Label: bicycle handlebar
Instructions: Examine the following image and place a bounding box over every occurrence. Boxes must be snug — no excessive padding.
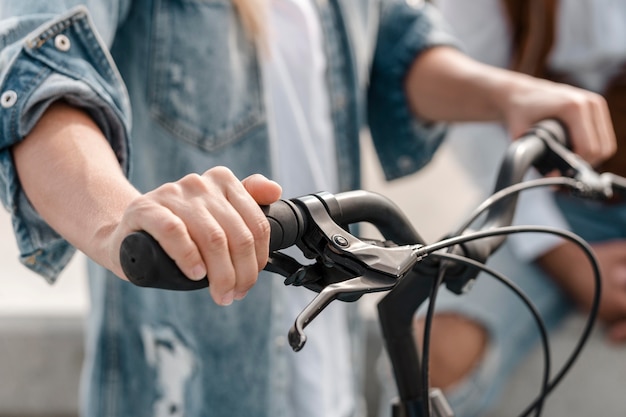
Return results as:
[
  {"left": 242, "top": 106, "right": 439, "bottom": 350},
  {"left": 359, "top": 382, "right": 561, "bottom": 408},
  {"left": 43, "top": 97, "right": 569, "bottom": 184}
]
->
[
  {"left": 118, "top": 118, "right": 622, "bottom": 416},
  {"left": 442, "top": 118, "right": 626, "bottom": 287},
  {"left": 120, "top": 190, "right": 422, "bottom": 290},
  {"left": 451, "top": 119, "right": 570, "bottom": 270},
  {"left": 120, "top": 118, "right": 622, "bottom": 293}
]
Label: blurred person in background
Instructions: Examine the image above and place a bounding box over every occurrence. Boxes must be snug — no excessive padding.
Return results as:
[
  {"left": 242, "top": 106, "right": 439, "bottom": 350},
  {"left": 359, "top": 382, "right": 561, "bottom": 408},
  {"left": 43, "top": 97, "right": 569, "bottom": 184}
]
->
[{"left": 411, "top": 0, "right": 626, "bottom": 416}]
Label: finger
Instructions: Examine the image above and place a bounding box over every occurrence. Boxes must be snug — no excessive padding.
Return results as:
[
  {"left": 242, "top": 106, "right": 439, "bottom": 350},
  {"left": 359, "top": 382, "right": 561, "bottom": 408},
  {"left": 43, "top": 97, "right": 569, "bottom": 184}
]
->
[
  {"left": 241, "top": 174, "right": 282, "bottom": 205},
  {"left": 590, "top": 94, "right": 617, "bottom": 162},
  {"left": 202, "top": 200, "right": 260, "bottom": 302},
  {"left": 202, "top": 168, "right": 269, "bottom": 300},
  {"left": 225, "top": 178, "right": 273, "bottom": 273},
  {"left": 571, "top": 92, "right": 615, "bottom": 165},
  {"left": 173, "top": 171, "right": 251, "bottom": 305},
  {"left": 564, "top": 100, "right": 599, "bottom": 163},
  {"left": 186, "top": 208, "right": 239, "bottom": 306},
  {"left": 169, "top": 193, "right": 250, "bottom": 306},
  {"left": 125, "top": 196, "right": 207, "bottom": 281}
]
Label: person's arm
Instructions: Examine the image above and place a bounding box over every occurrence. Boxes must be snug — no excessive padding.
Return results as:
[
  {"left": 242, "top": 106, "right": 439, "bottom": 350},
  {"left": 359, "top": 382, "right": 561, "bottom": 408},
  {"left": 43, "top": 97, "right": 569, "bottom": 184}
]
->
[
  {"left": 12, "top": 102, "right": 281, "bottom": 306},
  {"left": 404, "top": 46, "right": 616, "bottom": 165},
  {"left": 426, "top": 2, "right": 626, "bottom": 343}
]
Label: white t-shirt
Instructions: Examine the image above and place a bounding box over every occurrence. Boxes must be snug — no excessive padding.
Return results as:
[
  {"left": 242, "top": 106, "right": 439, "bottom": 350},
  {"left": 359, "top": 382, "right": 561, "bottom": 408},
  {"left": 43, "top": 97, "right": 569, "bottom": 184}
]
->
[{"left": 263, "top": 1, "right": 355, "bottom": 417}]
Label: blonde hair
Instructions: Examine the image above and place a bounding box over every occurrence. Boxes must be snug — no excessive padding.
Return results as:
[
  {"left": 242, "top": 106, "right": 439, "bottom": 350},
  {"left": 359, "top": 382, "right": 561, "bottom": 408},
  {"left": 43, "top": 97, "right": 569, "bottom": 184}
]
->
[{"left": 232, "top": 0, "right": 267, "bottom": 42}]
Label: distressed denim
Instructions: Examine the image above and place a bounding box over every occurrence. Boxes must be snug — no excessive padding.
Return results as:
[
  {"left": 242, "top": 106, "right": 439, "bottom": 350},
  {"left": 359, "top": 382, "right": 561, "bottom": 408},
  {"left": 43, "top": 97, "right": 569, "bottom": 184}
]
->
[
  {"left": 405, "top": 194, "right": 626, "bottom": 417},
  {"left": 0, "top": 1, "right": 457, "bottom": 416}
]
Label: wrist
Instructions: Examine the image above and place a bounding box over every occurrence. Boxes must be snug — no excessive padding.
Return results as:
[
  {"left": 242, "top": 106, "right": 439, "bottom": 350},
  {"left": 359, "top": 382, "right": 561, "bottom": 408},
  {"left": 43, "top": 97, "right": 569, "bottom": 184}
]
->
[
  {"left": 89, "top": 188, "right": 140, "bottom": 281},
  {"left": 486, "top": 70, "right": 536, "bottom": 123},
  {"left": 90, "top": 220, "right": 128, "bottom": 280}
]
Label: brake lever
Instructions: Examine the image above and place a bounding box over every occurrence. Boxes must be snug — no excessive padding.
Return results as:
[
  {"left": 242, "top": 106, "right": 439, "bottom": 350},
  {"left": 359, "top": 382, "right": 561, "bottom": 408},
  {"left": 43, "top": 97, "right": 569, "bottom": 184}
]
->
[
  {"left": 533, "top": 120, "right": 614, "bottom": 199},
  {"left": 265, "top": 251, "right": 365, "bottom": 301},
  {"left": 264, "top": 193, "right": 425, "bottom": 351},
  {"left": 288, "top": 269, "right": 399, "bottom": 351},
  {"left": 295, "top": 194, "right": 422, "bottom": 277}
]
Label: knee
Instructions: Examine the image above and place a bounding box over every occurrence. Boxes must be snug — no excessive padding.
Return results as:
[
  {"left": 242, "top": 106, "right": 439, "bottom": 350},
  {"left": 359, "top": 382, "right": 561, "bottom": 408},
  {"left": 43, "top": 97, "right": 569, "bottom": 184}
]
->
[{"left": 414, "top": 314, "right": 488, "bottom": 390}]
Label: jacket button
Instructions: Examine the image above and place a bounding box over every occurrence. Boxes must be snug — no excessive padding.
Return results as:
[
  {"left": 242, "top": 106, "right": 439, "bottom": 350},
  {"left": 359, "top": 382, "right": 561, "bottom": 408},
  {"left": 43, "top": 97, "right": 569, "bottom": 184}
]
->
[
  {"left": 1, "top": 90, "right": 17, "bottom": 108},
  {"left": 54, "top": 34, "right": 71, "bottom": 51}
]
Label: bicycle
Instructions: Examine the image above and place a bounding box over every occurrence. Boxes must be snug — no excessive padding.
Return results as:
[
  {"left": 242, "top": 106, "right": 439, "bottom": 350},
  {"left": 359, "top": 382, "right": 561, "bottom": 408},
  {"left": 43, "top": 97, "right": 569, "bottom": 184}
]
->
[{"left": 118, "top": 119, "right": 626, "bottom": 417}]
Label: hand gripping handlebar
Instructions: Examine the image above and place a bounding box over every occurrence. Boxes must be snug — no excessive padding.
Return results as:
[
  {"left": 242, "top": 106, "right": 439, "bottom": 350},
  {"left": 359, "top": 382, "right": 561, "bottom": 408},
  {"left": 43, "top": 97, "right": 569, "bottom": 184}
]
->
[
  {"left": 119, "top": 119, "right": 626, "bottom": 417},
  {"left": 119, "top": 119, "right": 623, "bottom": 351},
  {"left": 119, "top": 198, "right": 305, "bottom": 291},
  {"left": 437, "top": 119, "right": 620, "bottom": 292},
  {"left": 120, "top": 190, "right": 424, "bottom": 291},
  {"left": 119, "top": 119, "right": 576, "bottom": 292}
]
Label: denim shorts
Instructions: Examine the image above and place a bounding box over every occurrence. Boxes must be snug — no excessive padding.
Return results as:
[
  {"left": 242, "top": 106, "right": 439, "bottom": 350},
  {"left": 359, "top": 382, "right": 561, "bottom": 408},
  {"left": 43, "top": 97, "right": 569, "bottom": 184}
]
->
[{"left": 429, "top": 195, "right": 626, "bottom": 417}]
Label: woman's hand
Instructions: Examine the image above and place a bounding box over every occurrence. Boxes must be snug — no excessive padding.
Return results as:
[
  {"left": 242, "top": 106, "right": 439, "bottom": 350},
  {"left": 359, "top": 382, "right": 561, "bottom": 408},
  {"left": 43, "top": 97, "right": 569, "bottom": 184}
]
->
[
  {"left": 405, "top": 46, "right": 617, "bottom": 165},
  {"left": 494, "top": 75, "right": 616, "bottom": 166},
  {"left": 13, "top": 102, "right": 281, "bottom": 306},
  {"left": 110, "top": 169, "right": 282, "bottom": 306}
]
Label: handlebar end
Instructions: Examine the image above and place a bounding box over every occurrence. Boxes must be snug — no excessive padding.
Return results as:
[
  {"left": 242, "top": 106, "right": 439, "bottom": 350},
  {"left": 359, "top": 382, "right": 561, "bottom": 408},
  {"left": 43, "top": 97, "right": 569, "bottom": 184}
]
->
[
  {"left": 288, "top": 326, "right": 307, "bottom": 352},
  {"left": 120, "top": 231, "right": 209, "bottom": 291}
]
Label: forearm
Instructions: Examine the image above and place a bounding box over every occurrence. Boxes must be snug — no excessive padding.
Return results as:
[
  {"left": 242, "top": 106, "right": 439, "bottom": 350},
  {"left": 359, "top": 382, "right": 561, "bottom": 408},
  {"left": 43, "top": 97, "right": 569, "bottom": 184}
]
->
[
  {"left": 12, "top": 101, "right": 139, "bottom": 278},
  {"left": 11, "top": 101, "right": 283, "bottom": 304},
  {"left": 405, "top": 46, "right": 615, "bottom": 164},
  {"left": 404, "top": 46, "right": 528, "bottom": 123}
]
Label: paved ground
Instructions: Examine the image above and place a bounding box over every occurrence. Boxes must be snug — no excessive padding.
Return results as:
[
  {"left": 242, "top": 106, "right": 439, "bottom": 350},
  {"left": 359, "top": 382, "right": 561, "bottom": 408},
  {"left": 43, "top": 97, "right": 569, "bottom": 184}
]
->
[
  {"left": 0, "top": 205, "right": 87, "bottom": 417},
  {"left": 1, "top": 139, "right": 624, "bottom": 416}
]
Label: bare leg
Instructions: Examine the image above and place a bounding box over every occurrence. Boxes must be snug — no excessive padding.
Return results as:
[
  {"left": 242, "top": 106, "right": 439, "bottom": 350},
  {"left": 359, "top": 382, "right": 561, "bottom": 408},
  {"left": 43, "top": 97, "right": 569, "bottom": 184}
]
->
[{"left": 414, "top": 314, "right": 487, "bottom": 389}]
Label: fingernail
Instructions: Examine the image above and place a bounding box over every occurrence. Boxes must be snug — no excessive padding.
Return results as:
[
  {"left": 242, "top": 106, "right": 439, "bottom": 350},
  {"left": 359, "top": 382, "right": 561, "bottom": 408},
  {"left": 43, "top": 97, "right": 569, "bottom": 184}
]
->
[
  {"left": 221, "top": 290, "right": 235, "bottom": 306},
  {"left": 191, "top": 264, "right": 207, "bottom": 280},
  {"left": 234, "top": 291, "right": 248, "bottom": 301}
]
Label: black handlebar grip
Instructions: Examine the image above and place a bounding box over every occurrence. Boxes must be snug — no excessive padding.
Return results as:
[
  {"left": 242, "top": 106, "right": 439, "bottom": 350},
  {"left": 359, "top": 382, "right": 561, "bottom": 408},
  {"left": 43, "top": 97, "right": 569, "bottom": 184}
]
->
[
  {"left": 262, "top": 199, "right": 306, "bottom": 251},
  {"left": 120, "top": 230, "right": 208, "bottom": 290},
  {"left": 120, "top": 199, "right": 306, "bottom": 291}
]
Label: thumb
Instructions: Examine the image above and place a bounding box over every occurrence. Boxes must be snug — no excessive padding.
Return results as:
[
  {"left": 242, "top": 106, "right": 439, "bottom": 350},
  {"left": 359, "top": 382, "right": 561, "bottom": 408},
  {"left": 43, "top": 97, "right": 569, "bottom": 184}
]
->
[{"left": 241, "top": 174, "right": 282, "bottom": 205}]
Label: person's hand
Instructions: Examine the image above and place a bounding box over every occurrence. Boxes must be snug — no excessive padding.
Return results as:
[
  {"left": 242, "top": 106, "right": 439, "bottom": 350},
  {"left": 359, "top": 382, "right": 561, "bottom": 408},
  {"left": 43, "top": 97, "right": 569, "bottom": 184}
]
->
[
  {"left": 109, "top": 168, "right": 282, "bottom": 306},
  {"left": 404, "top": 47, "right": 616, "bottom": 166},
  {"left": 496, "top": 75, "right": 617, "bottom": 167},
  {"left": 12, "top": 102, "right": 282, "bottom": 306},
  {"left": 537, "top": 239, "right": 626, "bottom": 343}
]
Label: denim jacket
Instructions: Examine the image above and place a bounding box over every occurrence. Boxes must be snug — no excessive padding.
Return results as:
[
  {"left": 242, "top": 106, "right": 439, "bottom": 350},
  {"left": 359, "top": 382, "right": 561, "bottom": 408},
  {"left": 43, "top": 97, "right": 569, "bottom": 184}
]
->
[{"left": 0, "top": 1, "right": 456, "bottom": 416}]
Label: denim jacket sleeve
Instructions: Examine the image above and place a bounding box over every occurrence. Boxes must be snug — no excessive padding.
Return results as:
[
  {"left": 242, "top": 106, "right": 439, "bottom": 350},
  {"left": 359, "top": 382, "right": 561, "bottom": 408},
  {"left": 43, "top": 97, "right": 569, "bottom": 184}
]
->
[
  {"left": 368, "top": 0, "right": 460, "bottom": 180},
  {"left": 0, "top": 5, "right": 131, "bottom": 282}
]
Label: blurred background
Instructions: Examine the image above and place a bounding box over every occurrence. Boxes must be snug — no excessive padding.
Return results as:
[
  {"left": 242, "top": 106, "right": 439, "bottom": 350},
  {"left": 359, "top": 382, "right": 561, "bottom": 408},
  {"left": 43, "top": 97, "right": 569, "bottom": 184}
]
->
[
  {"left": 0, "top": 212, "right": 87, "bottom": 417},
  {"left": 0, "top": 138, "right": 623, "bottom": 416}
]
